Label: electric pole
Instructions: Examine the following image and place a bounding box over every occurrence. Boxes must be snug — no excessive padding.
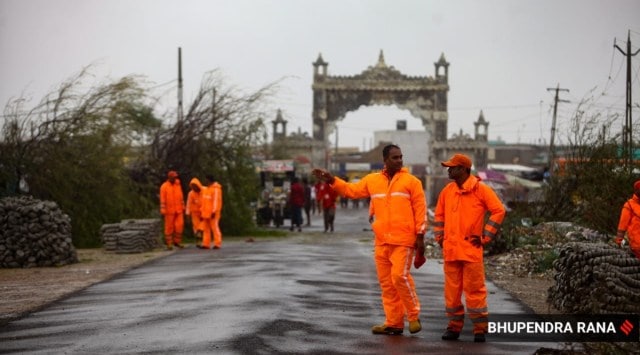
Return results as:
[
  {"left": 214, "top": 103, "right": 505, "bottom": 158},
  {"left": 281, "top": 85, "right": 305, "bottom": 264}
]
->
[
  {"left": 547, "top": 83, "right": 570, "bottom": 173},
  {"left": 614, "top": 30, "right": 640, "bottom": 166},
  {"left": 177, "top": 47, "right": 184, "bottom": 122}
]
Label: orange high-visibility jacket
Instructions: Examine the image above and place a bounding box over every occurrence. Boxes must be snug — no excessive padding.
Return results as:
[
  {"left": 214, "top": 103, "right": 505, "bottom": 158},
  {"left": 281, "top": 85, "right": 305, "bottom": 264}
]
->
[
  {"left": 186, "top": 178, "right": 203, "bottom": 216},
  {"left": 160, "top": 178, "right": 185, "bottom": 215},
  {"left": 617, "top": 195, "right": 640, "bottom": 253},
  {"left": 200, "top": 182, "right": 223, "bottom": 219},
  {"left": 332, "top": 167, "right": 426, "bottom": 247},
  {"left": 434, "top": 175, "right": 506, "bottom": 262}
]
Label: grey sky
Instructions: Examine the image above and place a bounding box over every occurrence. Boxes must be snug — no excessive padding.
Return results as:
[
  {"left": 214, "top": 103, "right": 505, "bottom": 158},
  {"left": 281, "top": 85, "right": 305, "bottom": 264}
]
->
[{"left": 1, "top": 0, "right": 638, "bottom": 150}]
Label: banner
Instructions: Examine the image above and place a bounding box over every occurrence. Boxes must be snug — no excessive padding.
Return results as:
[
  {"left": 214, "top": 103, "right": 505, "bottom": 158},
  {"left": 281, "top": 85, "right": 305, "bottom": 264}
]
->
[{"left": 487, "top": 314, "right": 639, "bottom": 342}]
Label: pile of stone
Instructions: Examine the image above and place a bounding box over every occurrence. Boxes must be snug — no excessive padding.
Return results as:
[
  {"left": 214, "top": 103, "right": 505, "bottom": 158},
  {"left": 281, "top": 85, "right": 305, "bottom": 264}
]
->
[
  {"left": 0, "top": 195, "right": 78, "bottom": 268},
  {"left": 547, "top": 242, "right": 640, "bottom": 314},
  {"left": 100, "top": 219, "right": 161, "bottom": 253}
]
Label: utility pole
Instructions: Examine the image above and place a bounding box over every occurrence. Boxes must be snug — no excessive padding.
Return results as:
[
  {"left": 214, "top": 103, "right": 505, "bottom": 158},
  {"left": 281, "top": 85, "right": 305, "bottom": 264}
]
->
[
  {"left": 177, "top": 47, "right": 184, "bottom": 122},
  {"left": 547, "top": 83, "right": 570, "bottom": 173},
  {"left": 614, "top": 30, "right": 640, "bottom": 166}
]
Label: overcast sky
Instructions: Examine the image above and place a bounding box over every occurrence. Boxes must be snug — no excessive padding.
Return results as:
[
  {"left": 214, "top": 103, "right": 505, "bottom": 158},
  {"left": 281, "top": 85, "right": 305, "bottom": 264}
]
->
[{"left": 1, "top": 0, "right": 639, "bottom": 150}]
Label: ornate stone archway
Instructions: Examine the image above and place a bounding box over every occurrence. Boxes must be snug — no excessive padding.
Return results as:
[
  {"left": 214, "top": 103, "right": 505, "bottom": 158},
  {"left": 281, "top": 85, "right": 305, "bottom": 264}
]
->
[{"left": 311, "top": 50, "right": 450, "bottom": 169}]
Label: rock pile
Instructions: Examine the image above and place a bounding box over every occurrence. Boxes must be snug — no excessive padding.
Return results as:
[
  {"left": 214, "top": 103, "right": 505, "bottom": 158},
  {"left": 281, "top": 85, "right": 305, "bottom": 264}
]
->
[
  {"left": 547, "top": 242, "right": 640, "bottom": 314},
  {"left": 100, "top": 219, "right": 162, "bottom": 253},
  {"left": 0, "top": 195, "right": 78, "bottom": 268}
]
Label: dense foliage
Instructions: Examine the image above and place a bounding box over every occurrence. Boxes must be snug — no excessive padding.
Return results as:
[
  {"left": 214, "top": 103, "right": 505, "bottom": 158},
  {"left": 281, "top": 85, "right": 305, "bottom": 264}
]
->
[{"left": 1, "top": 68, "right": 272, "bottom": 247}]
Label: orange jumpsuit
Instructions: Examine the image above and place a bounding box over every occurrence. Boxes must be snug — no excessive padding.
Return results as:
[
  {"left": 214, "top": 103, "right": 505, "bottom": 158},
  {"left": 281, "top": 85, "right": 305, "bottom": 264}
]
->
[
  {"left": 186, "top": 178, "right": 203, "bottom": 234},
  {"left": 433, "top": 175, "right": 505, "bottom": 334},
  {"left": 616, "top": 195, "right": 640, "bottom": 259},
  {"left": 160, "top": 178, "right": 185, "bottom": 247},
  {"left": 332, "top": 167, "right": 426, "bottom": 329},
  {"left": 199, "top": 181, "right": 223, "bottom": 248}
]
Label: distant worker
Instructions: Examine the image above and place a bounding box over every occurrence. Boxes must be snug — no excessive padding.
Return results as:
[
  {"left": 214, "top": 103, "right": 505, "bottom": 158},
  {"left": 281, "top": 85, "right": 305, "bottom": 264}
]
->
[
  {"left": 159, "top": 170, "right": 185, "bottom": 250},
  {"left": 186, "top": 178, "right": 203, "bottom": 238},
  {"left": 313, "top": 144, "right": 427, "bottom": 336},
  {"left": 615, "top": 180, "right": 640, "bottom": 259},
  {"left": 434, "top": 153, "right": 506, "bottom": 343},
  {"left": 198, "top": 174, "right": 223, "bottom": 249}
]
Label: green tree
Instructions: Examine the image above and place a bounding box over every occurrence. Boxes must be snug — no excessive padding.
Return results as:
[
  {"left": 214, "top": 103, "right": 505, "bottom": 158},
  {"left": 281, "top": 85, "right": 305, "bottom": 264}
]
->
[
  {"left": 1, "top": 68, "right": 160, "bottom": 247},
  {"left": 533, "top": 92, "right": 638, "bottom": 233},
  {"left": 139, "top": 71, "right": 276, "bottom": 236}
]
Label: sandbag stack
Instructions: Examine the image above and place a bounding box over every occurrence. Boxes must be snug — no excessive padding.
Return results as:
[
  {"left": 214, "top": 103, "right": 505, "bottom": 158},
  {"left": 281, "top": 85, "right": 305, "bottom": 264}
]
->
[
  {"left": 100, "top": 219, "right": 161, "bottom": 253},
  {"left": 548, "top": 242, "right": 640, "bottom": 314},
  {"left": 0, "top": 196, "right": 78, "bottom": 268}
]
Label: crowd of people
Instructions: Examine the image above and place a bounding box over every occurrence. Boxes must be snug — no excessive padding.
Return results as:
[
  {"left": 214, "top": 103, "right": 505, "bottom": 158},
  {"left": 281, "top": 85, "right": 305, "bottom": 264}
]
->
[
  {"left": 159, "top": 144, "right": 639, "bottom": 344},
  {"left": 159, "top": 171, "right": 223, "bottom": 250}
]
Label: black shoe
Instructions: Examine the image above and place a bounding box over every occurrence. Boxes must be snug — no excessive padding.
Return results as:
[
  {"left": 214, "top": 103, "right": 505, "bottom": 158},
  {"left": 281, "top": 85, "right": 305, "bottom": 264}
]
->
[
  {"left": 371, "top": 324, "right": 403, "bottom": 335},
  {"left": 474, "top": 333, "right": 486, "bottom": 343},
  {"left": 441, "top": 329, "right": 460, "bottom": 340},
  {"left": 196, "top": 244, "right": 209, "bottom": 249}
]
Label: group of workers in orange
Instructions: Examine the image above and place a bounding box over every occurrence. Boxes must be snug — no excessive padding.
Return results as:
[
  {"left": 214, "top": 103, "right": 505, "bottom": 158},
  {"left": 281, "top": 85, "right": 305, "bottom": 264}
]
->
[
  {"left": 313, "top": 146, "right": 506, "bottom": 343},
  {"left": 159, "top": 171, "right": 223, "bottom": 250}
]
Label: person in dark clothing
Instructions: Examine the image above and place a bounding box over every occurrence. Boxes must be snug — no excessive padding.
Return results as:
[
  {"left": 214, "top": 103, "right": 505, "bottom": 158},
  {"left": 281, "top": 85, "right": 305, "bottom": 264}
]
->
[{"left": 289, "top": 177, "right": 305, "bottom": 232}]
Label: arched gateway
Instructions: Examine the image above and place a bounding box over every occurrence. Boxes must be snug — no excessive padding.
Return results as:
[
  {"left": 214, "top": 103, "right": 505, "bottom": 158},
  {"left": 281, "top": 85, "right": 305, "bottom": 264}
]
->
[{"left": 311, "top": 50, "right": 451, "bottom": 171}]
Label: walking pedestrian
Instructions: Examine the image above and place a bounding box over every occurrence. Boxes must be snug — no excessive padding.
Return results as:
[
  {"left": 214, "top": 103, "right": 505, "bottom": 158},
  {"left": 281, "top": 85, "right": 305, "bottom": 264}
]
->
[
  {"left": 312, "top": 144, "right": 427, "bottom": 335},
  {"left": 434, "top": 153, "right": 506, "bottom": 343},
  {"left": 289, "top": 177, "right": 304, "bottom": 232},
  {"left": 318, "top": 180, "right": 338, "bottom": 232},
  {"left": 159, "top": 170, "right": 185, "bottom": 250},
  {"left": 615, "top": 180, "right": 640, "bottom": 259},
  {"left": 303, "top": 177, "right": 312, "bottom": 226}
]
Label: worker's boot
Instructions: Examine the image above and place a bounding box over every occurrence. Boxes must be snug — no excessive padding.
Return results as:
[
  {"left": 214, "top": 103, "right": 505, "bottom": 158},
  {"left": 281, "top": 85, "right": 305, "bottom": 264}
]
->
[{"left": 371, "top": 324, "right": 403, "bottom": 335}]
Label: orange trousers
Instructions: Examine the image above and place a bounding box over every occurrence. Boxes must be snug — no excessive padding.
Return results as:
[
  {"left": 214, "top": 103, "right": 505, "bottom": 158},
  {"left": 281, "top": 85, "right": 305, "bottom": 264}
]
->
[
  {"left": 189, "top": 213, "right": 201, "bottom": 234},
  {"left": 443, "top": 260, "right": 489, "bottom": 333},
  {"left": 374, "top": 245, "right": 420, "bottom": 328},
  {"left": 163, "top": 212, "right": 184, "bottom": 246},
  {"left": 199, "top": 214, "right": 222, "bottom": 248}
]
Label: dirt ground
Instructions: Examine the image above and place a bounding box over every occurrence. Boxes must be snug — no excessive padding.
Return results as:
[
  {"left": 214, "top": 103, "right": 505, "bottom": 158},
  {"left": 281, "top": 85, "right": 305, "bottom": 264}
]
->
[
  {"left": 0, "top": 247, "right": 557, "bottom": 326},
  {"left": 0, "top": 248, "right": 172, "bottom": 325}
]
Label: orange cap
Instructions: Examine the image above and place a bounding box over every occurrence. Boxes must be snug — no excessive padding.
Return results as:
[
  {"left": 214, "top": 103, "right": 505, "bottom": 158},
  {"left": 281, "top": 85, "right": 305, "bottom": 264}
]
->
[
  {"left": 168, "top": 170, "right": 178, "bottom": 178},
  {"left": 441, "top": 154, "right": 472, "bottom": 169}
]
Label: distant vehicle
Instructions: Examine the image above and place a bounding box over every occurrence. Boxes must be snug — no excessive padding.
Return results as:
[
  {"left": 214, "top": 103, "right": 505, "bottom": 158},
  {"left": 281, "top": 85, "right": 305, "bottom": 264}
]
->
[{"left": 255, "top": 160, "right": 295, "bottom": 227}]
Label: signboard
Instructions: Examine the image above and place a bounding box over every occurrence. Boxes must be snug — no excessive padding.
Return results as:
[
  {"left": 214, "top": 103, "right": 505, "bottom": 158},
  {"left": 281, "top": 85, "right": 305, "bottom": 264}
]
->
[{"left": 261, "top": 160, "right": 294, "bottom": 173}]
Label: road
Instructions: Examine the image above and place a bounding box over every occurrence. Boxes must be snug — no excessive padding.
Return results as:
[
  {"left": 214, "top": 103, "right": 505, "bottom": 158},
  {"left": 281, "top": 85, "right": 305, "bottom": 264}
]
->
[{"left": 0, "top": 207, "right": 564, "bottom": 354}]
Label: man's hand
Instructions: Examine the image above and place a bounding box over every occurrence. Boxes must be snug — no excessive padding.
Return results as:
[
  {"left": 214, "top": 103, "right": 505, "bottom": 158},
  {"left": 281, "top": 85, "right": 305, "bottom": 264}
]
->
[
  {"left": 311, "top": 168, "right": 334, "bottom": 184},
  {"left": 615, "top": 236, "right": 624, "bottom": 246},
  {"left": 470, "top": 235, "right": 482, "bottom": 248}
]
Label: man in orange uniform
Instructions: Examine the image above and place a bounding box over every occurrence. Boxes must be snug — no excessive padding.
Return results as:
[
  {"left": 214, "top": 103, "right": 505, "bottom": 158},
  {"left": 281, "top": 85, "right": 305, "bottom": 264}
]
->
[
  {"left": 434, "top": 154, "right": 506, "bottom": 343},
  {"left": 615, "top": 180, "right": 640, "bottom": 259},
  {"left": 159, "top": 170, "right": 185, "bottom": 250},
  {"left": 186, "top": 178, "right": 203, "bottom": 237},
  {"left": 312, "top": 144, "right": 426, "bottom": 335},
  {"left": 198, "top": 174, "right": 223, "bottom": 249}
]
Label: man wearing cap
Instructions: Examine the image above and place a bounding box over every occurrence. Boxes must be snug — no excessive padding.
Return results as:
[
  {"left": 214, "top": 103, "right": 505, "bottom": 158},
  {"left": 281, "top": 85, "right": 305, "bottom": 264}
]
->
[
  {"left": 434, "top": 153, "right": 506, "bottom": 343},
  {"left": 160, "top": 170, "right": 185, "bottom": 250},
  {"left": 312, "top": 144, "right": 427, "bottom": 336},
  {"left": 615, "top": 180, "right": 640, "bottom": 259}
]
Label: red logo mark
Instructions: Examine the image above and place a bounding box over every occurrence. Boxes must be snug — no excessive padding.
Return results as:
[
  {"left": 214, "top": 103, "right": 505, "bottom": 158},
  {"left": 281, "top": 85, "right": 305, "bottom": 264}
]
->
[{"left": 620, "top": 320, "right": 634, "bottom": 336}]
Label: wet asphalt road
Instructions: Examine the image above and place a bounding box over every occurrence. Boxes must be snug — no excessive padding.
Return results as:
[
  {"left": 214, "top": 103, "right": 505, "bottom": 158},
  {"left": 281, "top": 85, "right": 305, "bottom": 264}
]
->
[{"left": 0, "top": 208, "right": 564, "bottom": 354}]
